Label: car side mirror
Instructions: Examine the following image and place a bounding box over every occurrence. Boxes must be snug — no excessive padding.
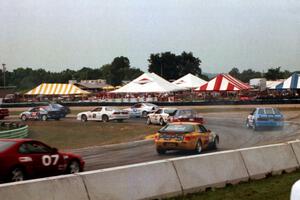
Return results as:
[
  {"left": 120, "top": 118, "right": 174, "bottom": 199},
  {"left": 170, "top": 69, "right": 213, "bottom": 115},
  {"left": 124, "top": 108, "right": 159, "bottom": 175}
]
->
[{"left": 52, "top": 147, "right": 58, "bottom": 153}]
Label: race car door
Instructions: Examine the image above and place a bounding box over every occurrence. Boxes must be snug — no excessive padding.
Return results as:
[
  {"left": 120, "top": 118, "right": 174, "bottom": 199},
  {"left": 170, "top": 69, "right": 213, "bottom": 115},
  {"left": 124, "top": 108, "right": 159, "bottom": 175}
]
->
[
  {"left": 198, "top": 125, "right": 210, "bottom": 149},
  {"left": 29, "top": 107, "right": 40, "bottom": 119},
  {"left": 20, "top": 141, "right": 62, "bottom": 177},
  {"left": 153, "top": 109, "right": 162, "bottom": 123},
  {"left": 91, "top": 107, "right": 102, "bottom": 121}
]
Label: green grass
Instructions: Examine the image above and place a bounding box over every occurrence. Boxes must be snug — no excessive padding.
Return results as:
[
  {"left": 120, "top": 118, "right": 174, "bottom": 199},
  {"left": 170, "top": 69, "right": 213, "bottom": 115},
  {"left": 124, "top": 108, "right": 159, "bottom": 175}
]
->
[
  {"left": 26, "top": 120, "right": 159, "bottom": 149},
  {"left": 169, "top": 171, "right": 300, "bottom": 200}
]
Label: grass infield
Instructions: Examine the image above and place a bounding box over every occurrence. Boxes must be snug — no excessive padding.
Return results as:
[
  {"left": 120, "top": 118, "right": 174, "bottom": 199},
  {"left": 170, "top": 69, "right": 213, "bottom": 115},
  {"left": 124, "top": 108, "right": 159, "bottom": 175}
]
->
[{"left": 168, "top": 171, "right": 300, "bottom": 200}]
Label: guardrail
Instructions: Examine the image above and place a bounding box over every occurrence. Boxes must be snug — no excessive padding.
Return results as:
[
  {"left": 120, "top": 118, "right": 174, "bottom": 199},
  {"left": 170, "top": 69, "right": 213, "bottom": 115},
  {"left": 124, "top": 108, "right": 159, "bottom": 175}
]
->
[
  {"left": 1, "top": 140, "right": 300, "bottom": 200},
  {"left": 0, "top": 98, "right": 300, "bottom": 108},
  {"left": 0, "top": 122, "right": 29, "bottom": 139}
]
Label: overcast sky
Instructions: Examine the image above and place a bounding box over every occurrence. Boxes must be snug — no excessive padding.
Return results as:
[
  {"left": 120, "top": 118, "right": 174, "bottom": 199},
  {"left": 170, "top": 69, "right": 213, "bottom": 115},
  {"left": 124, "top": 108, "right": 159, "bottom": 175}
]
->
[{"left": 0, "top": 0, "right": 299, "bottom": 73}]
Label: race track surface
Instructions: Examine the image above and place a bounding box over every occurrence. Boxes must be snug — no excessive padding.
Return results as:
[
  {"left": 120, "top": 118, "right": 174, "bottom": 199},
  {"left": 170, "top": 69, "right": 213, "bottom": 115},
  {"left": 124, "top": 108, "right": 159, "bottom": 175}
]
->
[{"left": 71, "top": 111, "right": 300, "bottom": 171}]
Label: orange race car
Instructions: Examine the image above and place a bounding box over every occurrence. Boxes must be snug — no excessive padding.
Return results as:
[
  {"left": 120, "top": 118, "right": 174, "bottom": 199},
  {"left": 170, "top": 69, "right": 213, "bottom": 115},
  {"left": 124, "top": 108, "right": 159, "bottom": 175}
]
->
[{"left": 154, "top": 122, "right": 219, "bottom": 155}]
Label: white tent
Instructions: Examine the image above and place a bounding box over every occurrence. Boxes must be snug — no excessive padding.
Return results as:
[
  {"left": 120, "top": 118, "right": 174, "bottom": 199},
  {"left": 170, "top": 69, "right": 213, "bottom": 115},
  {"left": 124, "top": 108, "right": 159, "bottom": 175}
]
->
[
  {"left": 172, "top": 73, "right": 207, "bottom": 89},
  {"left": 267, "top": 80, "right": 284, "bottom": 89},
  {"left": 111, "top": 73, "right": 185, "bottom": 93}
]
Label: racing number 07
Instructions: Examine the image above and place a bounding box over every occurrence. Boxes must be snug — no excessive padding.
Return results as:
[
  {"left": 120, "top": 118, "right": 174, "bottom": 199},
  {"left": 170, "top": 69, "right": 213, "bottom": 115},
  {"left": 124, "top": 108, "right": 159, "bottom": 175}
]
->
[{"left": 42, "top": 155, "right": 59, "bottom": 166}]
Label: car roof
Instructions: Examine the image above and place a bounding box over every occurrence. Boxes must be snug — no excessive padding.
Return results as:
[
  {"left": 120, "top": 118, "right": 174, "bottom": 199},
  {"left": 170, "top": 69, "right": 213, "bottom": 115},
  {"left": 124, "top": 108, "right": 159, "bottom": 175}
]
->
[
  {"left": 0, "top": 138, "right": 33, "bottom": 143},
  {"left": 168, "top": 122, "right": 202, "bottom": 125}
]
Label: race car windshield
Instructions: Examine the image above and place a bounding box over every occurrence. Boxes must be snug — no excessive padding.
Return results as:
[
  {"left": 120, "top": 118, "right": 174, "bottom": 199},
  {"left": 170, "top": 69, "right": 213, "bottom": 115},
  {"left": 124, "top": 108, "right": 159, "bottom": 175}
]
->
[
  {"left": 160, "top": 124, "right": 195, "bottom": 133},
  {"left": 0, "top": 141, "right": 16, "bottom": 152}
]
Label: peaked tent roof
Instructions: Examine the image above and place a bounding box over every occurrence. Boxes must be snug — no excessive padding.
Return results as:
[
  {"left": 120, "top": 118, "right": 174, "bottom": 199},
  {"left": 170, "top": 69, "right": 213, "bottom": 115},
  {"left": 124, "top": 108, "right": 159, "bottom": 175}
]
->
[
  {"left": 111, "top": 73, "right": 185, "bottom": 93},
  {"left": 25, "top": 83, "right": 90, "bottom": 95},
  {"left": 275, "top": 73, "right": 300, "bottom": 90},
  {"left": 195, "top": 74, "right": 251, "bottom": 91},
  {"left": 172, "top": 73, "right": 207, "bottom": 89}
]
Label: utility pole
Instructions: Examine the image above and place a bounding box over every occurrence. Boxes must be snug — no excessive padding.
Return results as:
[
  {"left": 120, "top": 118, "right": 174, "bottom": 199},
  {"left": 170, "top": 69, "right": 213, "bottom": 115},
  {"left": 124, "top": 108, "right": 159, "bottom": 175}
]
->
[{"left": 2, "top": 63, "right": 6, "bottom": 88}]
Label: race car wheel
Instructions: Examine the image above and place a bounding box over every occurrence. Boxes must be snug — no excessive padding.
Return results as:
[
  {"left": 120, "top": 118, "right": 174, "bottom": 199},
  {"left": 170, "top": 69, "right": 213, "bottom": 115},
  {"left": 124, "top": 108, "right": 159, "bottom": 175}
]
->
[
  {"left": 67, "top": 160, "right": 80, "bottom": 174},
  {"left": 142, "top": 111, "right": 147, "bottom": 118},
  {"left": 10, "top": 167, "right": 25, "bottom": 182},
  {"left": 159, "top": 118, "right": 165, "bottom": 126},
  {"left": 252, "top": 120, "right": 258, "bottom": 131},
  {"left": 212, "top": 136, "right": 219, "bottom": 150},
  {"left": 41, "top": 115, "right": 48, "bottom": 121},
  {"left": 81, "top": 115, "right": 87, "bottom": 122},
  {"left": 21, "top": 115, "right": 27, "bottom": 121},
  {"left": 195, "top": 140, "right": 202, "bottom": 154},
  {"left": 156, "top": 148, "right": 166, "bottom": 155},
  {"left": 246, "top": 119, "right": 251, "bottom": 129},
  {"left": 146, "top": 117, "right": 151, "bottom": 125},
  {"left": 102, "top": 115, "right": 109, "bottom": 122}
]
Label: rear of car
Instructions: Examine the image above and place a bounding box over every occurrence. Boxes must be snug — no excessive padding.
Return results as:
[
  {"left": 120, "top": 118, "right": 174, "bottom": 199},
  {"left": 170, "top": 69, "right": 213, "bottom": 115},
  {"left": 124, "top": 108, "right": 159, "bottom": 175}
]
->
[
  {"left": 107, "top": 107, "right": 129, "bottom": 121},
  {"left": 247, "top": 108, "right": 284, "bottom": 130},
  {"left": 154, "top": 123, "right": 218, "bottom": 154},
  {"left": 0, "top": 108, "right": 9, "bottom": 119},
  {"left": 169, "top": 109, "right": 204, "bottom": 124}
]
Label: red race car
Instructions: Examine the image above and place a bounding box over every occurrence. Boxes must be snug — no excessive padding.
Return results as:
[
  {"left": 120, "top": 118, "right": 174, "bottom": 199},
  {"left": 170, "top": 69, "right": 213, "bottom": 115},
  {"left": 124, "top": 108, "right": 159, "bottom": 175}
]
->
[
  {"left": 0, "top": 108, "right": 9, "bottom": 120},
  {"left": 0, "top": 139, "right": 84, "bottom": 182},
  {"left": 169, "top": 109, "right": 204, "bottom": 124}
]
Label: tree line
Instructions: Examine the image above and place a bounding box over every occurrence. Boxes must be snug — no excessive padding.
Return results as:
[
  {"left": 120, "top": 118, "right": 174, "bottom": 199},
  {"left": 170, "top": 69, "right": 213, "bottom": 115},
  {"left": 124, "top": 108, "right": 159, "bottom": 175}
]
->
[{"left": 0, "top": 51, "right": 298, "bottom": 91}]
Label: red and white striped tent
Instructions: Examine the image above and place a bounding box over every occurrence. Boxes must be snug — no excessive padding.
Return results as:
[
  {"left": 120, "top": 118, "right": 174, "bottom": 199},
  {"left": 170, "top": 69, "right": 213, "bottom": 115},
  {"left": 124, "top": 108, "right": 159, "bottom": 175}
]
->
[{"left": 195, "top": 74, "right": 251, "bottom": 91}]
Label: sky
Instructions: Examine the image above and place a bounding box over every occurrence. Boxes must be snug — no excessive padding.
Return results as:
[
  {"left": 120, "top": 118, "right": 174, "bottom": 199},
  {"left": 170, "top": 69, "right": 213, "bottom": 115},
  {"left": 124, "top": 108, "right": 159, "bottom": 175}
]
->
[{"left": 0, "top": 0, "right": 300, "bottom": 73}]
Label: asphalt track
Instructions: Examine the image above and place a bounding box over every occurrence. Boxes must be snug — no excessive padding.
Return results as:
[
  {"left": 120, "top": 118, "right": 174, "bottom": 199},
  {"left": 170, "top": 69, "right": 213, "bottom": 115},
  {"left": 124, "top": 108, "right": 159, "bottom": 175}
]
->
[{"left": 71, "top": 111, "right": 300, "bottom": 171}]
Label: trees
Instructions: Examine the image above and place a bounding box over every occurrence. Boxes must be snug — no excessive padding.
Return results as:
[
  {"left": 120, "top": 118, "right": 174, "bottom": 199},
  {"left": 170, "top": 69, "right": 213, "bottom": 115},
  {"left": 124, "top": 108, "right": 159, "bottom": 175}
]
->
[
  {"left": 264, "top": 67, "right": 291, "bottom": 80},
  {"left": 147, "top": 51, "right": 202, "bottom": 80},
  {"left": 100, "top": 56, "right": 143, "bottom": 86}
]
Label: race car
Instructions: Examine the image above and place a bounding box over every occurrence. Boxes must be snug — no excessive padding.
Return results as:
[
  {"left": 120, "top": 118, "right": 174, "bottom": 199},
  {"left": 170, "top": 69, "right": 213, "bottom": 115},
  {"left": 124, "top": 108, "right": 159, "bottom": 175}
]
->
[
  {"left": 246, "top": 107, "right": 284, "bottom": 130},
  {"left": 154, "top": 122, "right": 219, "bottom": 155},
  {"left": 168, "top": 109, "right": 204, "bottom": 124},
  {"left": 0, "top": 139, "right": 84, "bottom": 182},
  {"left": 123, "top": 103, "right": 158, "bottom": 118},
  {"left": 0, "top": 108, "right": 9, "bottom": 120},
  {"left": 48, "top": 103, "right": 71, "bottom": 118},
  {"left": 77, "top": 106, "right": 129, "bottom": 122},
  {"left": 147, "top": 107, "right": 177, "bottom": 126},
  {"left": 20, "top": 106, "right": 62, "bottom": 121}
]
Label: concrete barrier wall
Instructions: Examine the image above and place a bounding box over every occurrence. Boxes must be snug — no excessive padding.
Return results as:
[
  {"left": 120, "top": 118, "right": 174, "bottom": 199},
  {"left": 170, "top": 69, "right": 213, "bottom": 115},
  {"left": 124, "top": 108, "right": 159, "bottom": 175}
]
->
[
  {"left": 81, "top": 160, "right": 182, "bottom": 200},
  {"left": 0, "top": 175, "right": 89, "bottom": 200},
  {"left": 240, "top": 143, "right": 299, "bottom": 179},
  {"left": 1, "top": 141, "right": 300, "bottom": 200},
  {"left": 170, "top": 150, "right": 249, "bottom": 194}
]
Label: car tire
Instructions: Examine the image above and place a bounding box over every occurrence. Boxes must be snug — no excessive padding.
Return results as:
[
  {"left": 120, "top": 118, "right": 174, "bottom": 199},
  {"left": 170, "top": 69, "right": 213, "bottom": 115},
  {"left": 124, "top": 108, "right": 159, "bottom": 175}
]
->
[
  {"left": 195, "top": 140, "right": 202, "bottom": 154},
  {"left": 41, "top": 115, "right": 48, "bottom": 121},
  {"left": 212, "top": 136, "right": 219, "bottom": 150},
  {"left": 9, "top": 167, "right": 25, "bottom": 182},
  {"left": 141, "top": 111, "right": 147, "bottom": 118},
  {"left": 159, "top": 118, "right": 165, "bottom": 126},
  {"left": 146, "top": 117, "right": 151, "bottom": 125},
  {"left": 102, "top": 115, "right": 109, "bottom": 122},
  {"left": 66, "top": 160, "right": 80, "bottom": 174},
  {"left": 156, "top": 148, "right": 166, "bottom": 155},
  {"left": 253, "top": 120, "right": 258, "bottom": 131},
  {"left": 246, "top": 119, "right": 251, "bottom": 129},
  {"left": 21, "top": 115, "right": 27, "bottom": 121},
  {"left": 81, "top": 115, "right": 87, "bottom": 122}
]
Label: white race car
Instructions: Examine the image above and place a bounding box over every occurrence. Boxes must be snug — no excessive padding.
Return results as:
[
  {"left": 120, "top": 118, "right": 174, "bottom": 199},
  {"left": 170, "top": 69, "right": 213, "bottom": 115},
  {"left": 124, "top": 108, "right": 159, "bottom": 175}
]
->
[
  {"left": 123, "top": 103, "right": 158, "bottom": 118},
  {"left": 77, "top": 107, "right": 129, "bottom": 122},
  {"left": 147, "top": 107, "right": 177, "bottom": 125}
]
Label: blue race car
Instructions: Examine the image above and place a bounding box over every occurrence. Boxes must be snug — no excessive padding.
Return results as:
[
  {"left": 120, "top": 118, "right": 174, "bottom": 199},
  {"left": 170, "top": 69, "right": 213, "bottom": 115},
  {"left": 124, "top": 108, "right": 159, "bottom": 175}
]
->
[{"left": 246, "top": 107, "right": 284, "bottom": 130}]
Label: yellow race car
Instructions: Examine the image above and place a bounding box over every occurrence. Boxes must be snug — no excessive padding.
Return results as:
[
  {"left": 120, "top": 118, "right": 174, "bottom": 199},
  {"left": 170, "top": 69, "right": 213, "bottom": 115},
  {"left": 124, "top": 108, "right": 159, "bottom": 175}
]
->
[{"left": 154, "top": 122, "right": 219, "bottom": 155}]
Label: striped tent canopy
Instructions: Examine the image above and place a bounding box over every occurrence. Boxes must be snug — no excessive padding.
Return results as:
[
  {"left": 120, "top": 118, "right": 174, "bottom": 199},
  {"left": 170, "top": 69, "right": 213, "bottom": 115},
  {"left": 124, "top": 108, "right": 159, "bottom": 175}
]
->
[
  {"left": 275, "top": 73, "right": 300, "bottom": 90},
  {"left": 195, "top": 74, "right": 251, "bottom": 91},
  {"left": 25, "top": 83, "right": 90, "bottom": 95}
]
